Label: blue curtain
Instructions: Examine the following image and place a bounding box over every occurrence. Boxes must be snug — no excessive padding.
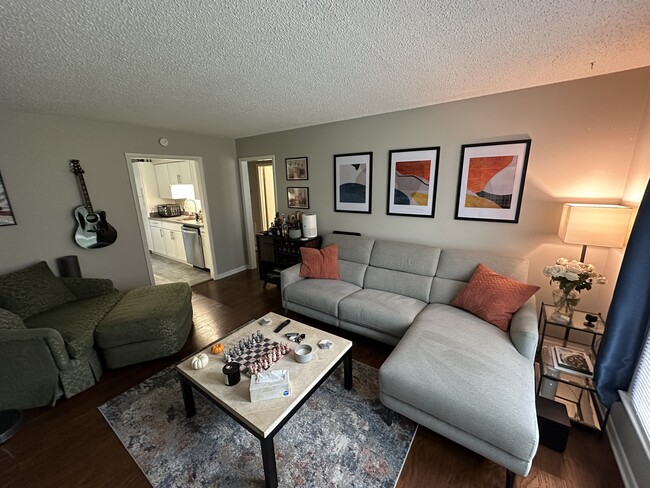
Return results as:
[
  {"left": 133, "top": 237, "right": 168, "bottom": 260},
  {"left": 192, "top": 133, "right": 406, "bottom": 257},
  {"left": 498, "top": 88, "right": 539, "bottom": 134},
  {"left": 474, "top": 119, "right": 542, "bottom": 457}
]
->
[{"left": 595, "top": 179, "right": 650, "bottom": 409}]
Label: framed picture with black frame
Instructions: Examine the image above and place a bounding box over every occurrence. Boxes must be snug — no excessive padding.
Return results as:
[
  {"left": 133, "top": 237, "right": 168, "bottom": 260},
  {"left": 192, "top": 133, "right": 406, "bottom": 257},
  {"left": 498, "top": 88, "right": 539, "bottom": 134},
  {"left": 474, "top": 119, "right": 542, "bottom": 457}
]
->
[
  {"left": 287, "top": 187, "right": 309, "bottom": 209},
  {"left": 387, "top": 146, "right": 440, "bottom": 217},
  {"left": 334, "top": 152, "right": 372, "bottom": 213},
  {"left": 0, "top": 171, "right": 17, "bottom": 226},
  {"left": 454, "top": 139, "right": 532, "bottom": 223},
  {"left": 286, "top": 157, "right": 308, "bottom": 180}
]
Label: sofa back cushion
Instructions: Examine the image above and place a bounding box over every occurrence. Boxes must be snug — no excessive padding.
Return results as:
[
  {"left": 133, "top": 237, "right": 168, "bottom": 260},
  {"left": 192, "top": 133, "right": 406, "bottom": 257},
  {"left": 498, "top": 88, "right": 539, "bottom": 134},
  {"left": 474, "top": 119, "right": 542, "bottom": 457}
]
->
[
  {"left": 322, "top": 234, "right": 375, "bottom": 287},
  {"left": 365, "top": 241, "right": 441, "bottom": 302},
  {"left": 0, "top": 261, "right": 76, "bottom": 319},
  {"left": 430, "top": 249, "right": 529, "bottom": 304}
]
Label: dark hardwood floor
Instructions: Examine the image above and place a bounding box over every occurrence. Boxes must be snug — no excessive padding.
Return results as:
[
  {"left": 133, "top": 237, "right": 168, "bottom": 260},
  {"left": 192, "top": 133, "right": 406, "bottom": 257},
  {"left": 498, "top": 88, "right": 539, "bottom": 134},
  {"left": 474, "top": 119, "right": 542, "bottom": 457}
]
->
[{"left": 0, "top": 270, "right": 623, "bottom": 488}]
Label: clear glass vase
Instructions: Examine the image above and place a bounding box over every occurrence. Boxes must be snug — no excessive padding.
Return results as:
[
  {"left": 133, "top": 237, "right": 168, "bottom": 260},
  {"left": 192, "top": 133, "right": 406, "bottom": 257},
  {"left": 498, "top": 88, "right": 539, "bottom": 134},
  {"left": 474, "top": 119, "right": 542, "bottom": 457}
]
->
[{"left": 552, "top": 288, "right": 580, "bottom": 317}]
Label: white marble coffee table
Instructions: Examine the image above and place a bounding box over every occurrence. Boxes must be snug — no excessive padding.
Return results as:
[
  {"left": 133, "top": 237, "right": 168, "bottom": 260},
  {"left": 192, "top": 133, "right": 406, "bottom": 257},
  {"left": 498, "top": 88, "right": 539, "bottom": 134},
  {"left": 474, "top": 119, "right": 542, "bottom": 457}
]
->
[{"left": 176, "top": 312, "right": 353, "bottom": 488}]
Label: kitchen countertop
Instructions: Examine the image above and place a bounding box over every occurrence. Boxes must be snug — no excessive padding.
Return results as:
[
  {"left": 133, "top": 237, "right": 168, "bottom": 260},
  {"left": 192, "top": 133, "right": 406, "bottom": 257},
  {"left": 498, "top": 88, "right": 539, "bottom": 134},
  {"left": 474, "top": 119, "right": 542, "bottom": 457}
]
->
[{"left": 148, "top": 215, "right": 204, "bottom": 228}]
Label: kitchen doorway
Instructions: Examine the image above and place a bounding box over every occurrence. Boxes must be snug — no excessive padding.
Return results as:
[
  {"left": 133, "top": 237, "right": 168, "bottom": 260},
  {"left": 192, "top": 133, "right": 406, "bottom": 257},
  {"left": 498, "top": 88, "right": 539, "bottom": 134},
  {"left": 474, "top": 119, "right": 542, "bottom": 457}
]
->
[
  {"left": 239, "top": 156, "right": 277, "bottom": 268},
  {"left": 125, "top": 153, "right": 216, "bottom": 286}
]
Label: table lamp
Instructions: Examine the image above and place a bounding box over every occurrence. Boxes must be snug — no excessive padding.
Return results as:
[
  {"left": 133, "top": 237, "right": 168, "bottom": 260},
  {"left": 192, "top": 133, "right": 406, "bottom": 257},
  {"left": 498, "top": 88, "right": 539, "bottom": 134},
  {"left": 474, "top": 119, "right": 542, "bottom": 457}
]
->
[{"left": 557, "top": 203, "right": 633, "bottom": 262}]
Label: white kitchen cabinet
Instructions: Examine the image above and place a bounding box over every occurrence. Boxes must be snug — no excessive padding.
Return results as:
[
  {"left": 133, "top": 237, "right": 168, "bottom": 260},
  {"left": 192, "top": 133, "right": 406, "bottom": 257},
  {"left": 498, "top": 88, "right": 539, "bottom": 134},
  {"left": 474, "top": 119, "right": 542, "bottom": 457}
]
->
[
  {"left": 149, "top": 221, "right": 166, "bottom": 254},
  {"left": 166, "top": 161, "right": 192, "bottom": 185},
  {"left": 162, "top": 221, "right": 186, "bottom": 261},
  {"left": 154, "top": 164, "right": 172, "bottom": 199},
  {"left": 154, "top": 161, "right": 193, "bottom": 198}
]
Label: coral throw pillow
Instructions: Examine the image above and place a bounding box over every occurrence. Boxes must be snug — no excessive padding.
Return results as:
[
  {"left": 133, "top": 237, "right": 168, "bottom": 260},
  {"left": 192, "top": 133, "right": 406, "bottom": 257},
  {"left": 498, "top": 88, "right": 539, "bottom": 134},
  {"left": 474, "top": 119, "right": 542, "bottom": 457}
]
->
[
  {"left": 299, "top": 244, "right": 340, "bottom": 280},
  {"left": 451, "top": 263, "right": 540, "bottom": 331}
]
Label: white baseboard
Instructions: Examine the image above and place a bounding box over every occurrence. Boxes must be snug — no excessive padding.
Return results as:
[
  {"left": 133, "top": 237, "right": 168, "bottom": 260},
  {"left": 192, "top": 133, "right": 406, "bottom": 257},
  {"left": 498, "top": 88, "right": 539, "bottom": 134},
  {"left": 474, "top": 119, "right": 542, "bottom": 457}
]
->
[
  {"left": 608, "top": 413, "right": 638, "bottom": 488},
  {"left": 216, "top": 265, "right": 248, "bottom": 280}
]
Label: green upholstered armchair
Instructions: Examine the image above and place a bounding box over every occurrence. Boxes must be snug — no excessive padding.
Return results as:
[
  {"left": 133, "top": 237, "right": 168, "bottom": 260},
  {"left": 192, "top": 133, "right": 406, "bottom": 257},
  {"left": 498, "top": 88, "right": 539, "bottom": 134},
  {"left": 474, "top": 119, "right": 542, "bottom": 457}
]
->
[{"left": 0, "top": 262, "right": 122, "bottom": 410}]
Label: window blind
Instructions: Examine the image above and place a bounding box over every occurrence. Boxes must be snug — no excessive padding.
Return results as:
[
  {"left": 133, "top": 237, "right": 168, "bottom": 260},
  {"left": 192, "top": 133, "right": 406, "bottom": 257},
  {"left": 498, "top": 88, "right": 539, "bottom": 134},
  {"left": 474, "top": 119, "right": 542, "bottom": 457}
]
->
[{"left": 629, "top": 329, "right": 650, "bottom": 441}]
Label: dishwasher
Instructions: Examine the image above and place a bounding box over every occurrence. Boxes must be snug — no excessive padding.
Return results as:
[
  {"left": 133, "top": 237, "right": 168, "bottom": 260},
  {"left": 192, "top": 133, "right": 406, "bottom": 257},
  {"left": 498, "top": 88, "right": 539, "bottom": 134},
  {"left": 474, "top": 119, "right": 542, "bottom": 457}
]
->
[{"left": 181, "top": 225, "right": 206, "bottom": 269}]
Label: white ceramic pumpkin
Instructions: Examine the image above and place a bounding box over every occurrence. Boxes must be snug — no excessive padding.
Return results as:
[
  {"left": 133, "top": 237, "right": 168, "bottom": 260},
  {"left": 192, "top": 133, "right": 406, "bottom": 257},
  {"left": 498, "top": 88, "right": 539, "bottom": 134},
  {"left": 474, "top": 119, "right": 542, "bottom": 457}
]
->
[{"left": 191, "top": 353, "right": 209, "bottom": 370}]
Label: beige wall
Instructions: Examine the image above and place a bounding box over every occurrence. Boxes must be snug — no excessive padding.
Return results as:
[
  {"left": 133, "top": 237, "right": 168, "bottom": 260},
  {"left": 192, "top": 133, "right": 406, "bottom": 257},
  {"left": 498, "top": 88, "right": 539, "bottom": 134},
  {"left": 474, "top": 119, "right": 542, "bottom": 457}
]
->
[
  {"left": 236, "top": 67, "right": 650, "bottom": 312},
  {"left": 0, "top": 111, "right": 246, "bottom": 289}
]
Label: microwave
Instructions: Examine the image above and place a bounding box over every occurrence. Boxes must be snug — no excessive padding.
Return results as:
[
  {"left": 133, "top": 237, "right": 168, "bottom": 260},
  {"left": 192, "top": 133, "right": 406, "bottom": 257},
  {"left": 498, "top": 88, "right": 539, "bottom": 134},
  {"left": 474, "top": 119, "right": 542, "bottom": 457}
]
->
[{"left": 157, "top": 204, "right": 182, "bottom": 217}]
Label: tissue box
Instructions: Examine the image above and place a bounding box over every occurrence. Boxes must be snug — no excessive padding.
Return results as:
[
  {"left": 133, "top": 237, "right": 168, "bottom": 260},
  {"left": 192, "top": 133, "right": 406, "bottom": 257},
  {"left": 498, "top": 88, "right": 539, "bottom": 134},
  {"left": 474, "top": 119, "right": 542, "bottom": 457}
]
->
[{"left": 249, "top": 370, "right": 291, "bottom": 402}]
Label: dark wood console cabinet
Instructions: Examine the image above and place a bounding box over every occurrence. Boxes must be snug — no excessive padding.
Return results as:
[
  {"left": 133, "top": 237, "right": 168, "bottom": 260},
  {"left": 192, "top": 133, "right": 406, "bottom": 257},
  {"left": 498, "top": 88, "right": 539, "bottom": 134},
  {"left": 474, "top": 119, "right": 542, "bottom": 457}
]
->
[{"left": 256, "top": 234, "right": 322, "bottom": 286}]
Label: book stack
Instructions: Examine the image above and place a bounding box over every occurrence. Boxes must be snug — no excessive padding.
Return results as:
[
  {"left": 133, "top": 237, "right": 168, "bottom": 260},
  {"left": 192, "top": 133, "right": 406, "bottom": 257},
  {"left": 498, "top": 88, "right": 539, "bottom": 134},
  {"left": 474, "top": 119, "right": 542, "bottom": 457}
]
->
[{"left": 552, "top": 346, "right": 594, "bottom": 377}]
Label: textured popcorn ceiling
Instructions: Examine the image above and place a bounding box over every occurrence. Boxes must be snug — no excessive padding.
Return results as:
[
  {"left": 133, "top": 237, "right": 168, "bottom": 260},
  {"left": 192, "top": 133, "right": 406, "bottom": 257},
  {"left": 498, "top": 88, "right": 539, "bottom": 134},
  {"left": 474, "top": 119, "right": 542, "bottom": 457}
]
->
[{"left": 0, "top": 1, "right": 649, "bottom": 138}]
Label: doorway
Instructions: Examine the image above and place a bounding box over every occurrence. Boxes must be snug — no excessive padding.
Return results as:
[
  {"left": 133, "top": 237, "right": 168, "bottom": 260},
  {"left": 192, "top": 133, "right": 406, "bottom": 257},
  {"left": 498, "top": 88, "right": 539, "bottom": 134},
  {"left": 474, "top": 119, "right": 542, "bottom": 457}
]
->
[
  {"left": 239, "top": 156, "right": 277, "bottom": 268},
  {"left": 125, "top": 153, "right": 217, "bottom": 286}
]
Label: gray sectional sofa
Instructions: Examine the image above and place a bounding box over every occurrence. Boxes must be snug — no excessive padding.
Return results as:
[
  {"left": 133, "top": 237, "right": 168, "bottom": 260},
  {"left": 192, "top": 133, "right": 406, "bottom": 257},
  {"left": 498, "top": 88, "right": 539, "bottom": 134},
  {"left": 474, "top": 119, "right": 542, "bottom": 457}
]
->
[{"left": 281, "top": 233, "right": 539, "bottom": 481}]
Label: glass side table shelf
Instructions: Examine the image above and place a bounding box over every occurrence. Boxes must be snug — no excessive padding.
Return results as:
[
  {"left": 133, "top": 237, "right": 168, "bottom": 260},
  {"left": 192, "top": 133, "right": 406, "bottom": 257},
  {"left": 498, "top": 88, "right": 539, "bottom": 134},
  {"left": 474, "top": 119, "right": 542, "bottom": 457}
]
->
[{"left": 536, "top": 303, "right": 608, "bottom": 430}]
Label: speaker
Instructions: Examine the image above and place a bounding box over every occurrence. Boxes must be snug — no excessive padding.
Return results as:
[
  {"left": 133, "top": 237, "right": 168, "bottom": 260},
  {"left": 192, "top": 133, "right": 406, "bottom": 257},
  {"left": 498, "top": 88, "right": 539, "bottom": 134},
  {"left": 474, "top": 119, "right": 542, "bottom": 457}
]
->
[
  {"left": 56, "top": 255, "right": 82, "bottom": 278},
  {"left": 302, "top": 214, "right": 317, "bottom": 238}
]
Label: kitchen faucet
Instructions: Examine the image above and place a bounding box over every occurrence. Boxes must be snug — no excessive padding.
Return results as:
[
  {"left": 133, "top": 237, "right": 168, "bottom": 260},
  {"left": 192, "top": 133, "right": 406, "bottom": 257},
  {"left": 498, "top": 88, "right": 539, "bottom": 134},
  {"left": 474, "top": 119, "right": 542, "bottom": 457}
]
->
[{"left": 184, "top": 199, "right": 199, "bottom": 220}]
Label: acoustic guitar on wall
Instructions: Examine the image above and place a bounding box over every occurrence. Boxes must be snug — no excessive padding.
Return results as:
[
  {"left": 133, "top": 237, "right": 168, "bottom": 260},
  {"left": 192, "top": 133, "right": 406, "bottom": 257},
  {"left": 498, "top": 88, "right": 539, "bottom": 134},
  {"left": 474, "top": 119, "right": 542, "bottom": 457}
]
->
[{"left": 69, "top": 159, "right": 117, "bottom": 249}]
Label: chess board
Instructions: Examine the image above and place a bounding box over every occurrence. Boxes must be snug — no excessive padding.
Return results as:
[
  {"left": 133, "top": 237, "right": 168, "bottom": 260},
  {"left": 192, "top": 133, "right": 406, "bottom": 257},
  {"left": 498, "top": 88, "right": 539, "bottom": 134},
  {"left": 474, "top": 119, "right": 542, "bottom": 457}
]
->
[{"left": 230, "top": 337, "right": 289, "bottom": 375}]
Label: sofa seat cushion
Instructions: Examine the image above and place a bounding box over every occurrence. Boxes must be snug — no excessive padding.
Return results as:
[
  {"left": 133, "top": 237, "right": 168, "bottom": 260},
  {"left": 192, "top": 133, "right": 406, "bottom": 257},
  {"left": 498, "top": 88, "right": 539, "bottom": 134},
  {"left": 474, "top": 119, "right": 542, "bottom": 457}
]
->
[
  {"left": 24, "top": 290, "right": 123, "bottom": 359},
  {"left": 283, "top": 279, "right": 360, "bottom": 317},
  {"left": 339, "top": 289, "right": 427, "bottom": 339},
  {"left": 379, "top": 303, "right": 538, "bottom": 462}
]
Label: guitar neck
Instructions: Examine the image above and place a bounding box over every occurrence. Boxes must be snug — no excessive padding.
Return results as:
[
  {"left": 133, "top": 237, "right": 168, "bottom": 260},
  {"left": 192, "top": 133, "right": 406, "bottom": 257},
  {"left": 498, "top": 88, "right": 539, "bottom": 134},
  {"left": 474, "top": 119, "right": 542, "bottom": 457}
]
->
[{"left": 75, "top": 174, "right": 95, "bottom": 214}]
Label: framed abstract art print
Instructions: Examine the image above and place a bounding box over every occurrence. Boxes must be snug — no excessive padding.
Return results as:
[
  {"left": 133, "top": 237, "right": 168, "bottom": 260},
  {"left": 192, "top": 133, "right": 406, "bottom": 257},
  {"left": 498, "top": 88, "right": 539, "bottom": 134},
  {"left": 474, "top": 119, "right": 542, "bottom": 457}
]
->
[
  {"left": 334, "top": 152, "right": 372, "bottom": 213},
  {"left": 387, "top": 147, "right": 440, "bottom": 217},
  {"left": 454, "top": 139, "right": 532, "bottom": 223}
]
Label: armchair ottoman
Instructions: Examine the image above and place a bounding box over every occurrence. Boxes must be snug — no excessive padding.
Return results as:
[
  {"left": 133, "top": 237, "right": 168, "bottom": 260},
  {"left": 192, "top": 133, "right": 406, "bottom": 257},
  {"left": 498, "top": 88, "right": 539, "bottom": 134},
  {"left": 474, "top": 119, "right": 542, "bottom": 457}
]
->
[{"left": 94, "top": 283, "right": 193, "bottom": 368}]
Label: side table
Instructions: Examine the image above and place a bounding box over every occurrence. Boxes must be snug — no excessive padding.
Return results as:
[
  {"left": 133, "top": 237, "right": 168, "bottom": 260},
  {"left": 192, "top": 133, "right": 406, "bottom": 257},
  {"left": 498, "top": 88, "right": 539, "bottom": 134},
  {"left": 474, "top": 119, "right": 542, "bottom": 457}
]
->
[{"left": 536, "top": 303, "right": 608, "bottom": 431}]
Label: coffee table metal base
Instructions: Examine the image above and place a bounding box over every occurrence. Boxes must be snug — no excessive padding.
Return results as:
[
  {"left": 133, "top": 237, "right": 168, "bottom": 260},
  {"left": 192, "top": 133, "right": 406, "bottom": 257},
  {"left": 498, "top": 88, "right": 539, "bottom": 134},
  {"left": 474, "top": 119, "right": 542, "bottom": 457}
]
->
[{"left": 179, "top": 349, "right": 353, "bottom": 488}]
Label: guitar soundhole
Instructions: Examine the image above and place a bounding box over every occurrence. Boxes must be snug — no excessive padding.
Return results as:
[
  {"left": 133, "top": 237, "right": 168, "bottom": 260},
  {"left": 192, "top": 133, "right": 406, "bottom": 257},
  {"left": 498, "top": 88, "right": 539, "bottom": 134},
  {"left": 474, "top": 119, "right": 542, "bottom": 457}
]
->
[{"left": 86, "top": 213, "right": 99, "bottom": 223}]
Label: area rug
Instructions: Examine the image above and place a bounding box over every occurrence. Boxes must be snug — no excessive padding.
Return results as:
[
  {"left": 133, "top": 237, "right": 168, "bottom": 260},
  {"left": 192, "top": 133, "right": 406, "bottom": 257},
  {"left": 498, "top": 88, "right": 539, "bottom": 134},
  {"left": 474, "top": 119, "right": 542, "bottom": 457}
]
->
[{"left": 99, "top": 360, "right": 417, "bottom": 487}]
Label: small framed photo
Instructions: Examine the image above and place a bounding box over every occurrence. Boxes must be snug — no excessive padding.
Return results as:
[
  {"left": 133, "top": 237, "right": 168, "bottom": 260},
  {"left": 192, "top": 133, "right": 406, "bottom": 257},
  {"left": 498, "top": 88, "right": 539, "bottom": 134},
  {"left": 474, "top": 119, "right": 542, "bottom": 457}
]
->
[
  {"left": 0, "top": 171, "right": 17, "bottom": 226},
  {"left": 286, "top": 157, "right": 308, "bottom": 180},
  {"left": 387, "top": 147, "right": 440, "bottom": 217},
  {"left": 334, "top": 152, "right": 372, "bottom": 213},
  {"left": 287, "top": 187, "right": 309, "bottom": 209},
  {"left": 454, "top": 139, "right": 532, "bottom": 223}
]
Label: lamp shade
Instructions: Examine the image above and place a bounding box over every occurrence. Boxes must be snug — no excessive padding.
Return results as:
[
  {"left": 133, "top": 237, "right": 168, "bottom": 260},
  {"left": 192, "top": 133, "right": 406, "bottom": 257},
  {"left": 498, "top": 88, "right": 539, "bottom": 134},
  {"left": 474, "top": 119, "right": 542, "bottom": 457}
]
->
[
  {"left": 558, "top": 203, "right": 632, "bottom": 249},
  {"left": 170, "top": 184, "right": 195, "bottom": 200}
]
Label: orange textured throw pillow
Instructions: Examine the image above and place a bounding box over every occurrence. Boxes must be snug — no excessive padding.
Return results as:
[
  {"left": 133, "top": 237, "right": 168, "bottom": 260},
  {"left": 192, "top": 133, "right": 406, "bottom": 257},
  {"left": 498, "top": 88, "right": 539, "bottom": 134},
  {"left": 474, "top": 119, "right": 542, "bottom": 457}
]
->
[
  {"left": 451, "top": 263, "right": 540, "bottom": 331},
  {"left": 299, "top": 244, "right": 340, "bottom": 280}
]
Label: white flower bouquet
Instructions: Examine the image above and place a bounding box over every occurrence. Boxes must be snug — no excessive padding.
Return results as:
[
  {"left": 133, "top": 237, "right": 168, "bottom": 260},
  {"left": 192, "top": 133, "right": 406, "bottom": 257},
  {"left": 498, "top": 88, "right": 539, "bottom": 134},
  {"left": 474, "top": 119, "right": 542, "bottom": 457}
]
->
[
  {"left": 543, "top": 257, "right": 607, "bottom": 294},
  {"left": 543, "top": 258, "right": 606, "bottom": 316}
]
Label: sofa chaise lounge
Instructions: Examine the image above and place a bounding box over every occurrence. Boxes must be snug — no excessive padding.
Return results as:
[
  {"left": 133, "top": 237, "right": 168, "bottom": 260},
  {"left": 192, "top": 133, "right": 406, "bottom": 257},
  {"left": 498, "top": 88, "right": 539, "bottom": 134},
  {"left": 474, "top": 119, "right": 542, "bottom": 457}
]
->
[{"left": 281, "top": 233, "right": 539, "bottom": 483}]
